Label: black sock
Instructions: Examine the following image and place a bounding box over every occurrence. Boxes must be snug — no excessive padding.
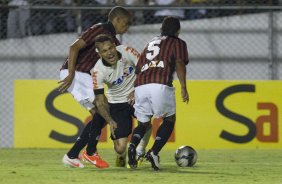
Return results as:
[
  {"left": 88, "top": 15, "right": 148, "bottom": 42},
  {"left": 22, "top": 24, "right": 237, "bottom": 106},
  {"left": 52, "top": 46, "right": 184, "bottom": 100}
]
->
[
  {"left": 151, "top": 119, "right": 175, "bottom": 155},
  {"left": 86, "top": 113, "right": 106, "bottom": 155},
  {"left": 67, "top": 120, "right": 92, "bottom": 158},
  {"left": 130, "top": 123, "right": 147, "bottom": 148}
]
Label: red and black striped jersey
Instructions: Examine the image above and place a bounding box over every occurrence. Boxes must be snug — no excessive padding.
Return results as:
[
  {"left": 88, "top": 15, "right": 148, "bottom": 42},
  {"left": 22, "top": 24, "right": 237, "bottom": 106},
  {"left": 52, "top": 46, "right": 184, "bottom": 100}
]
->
[
  {"left": 135, "top": 35, "right": 189, "bottom": 87},
  {"left": 61, "top": 22, "right": 120, "bottom": 74}
]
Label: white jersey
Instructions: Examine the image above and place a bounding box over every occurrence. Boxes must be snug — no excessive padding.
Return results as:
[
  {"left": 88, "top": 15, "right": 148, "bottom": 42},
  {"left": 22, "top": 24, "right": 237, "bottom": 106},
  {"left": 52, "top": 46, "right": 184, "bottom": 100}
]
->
[{"left": 90, "top": 45, "right": 140, "bottom": 104}]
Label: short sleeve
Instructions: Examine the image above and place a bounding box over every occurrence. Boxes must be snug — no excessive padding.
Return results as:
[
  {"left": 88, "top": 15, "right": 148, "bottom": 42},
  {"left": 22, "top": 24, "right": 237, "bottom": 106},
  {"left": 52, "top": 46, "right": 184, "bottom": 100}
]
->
[
  {"left": 79, "top": 27, "right": 99, "bottom": 46},
  {"left": 124, "top": 46, "right": 140, "bottom": 66},
  {"left": 91, "top": 66, "right": 105, "bottom": 90},
  {"left": 174, "top": 39, "right": 189, "bottom": 65}
]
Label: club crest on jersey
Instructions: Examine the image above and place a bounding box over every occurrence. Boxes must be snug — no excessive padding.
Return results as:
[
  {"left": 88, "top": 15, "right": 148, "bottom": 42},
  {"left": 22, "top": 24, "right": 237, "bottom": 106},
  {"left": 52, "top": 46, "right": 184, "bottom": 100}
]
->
[
  {"left": 141, "top": 60, "right": 164, "bottom": 72},
  {"left": 112, "top": 66, "right": 134, "bottom": 85}
]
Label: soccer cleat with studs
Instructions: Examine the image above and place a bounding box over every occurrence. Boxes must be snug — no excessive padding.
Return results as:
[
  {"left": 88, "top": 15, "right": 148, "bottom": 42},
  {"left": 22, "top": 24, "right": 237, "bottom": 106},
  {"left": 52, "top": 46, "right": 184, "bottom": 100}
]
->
[
  {"left": 127, "top": 145, "right": 137, "bottom": 169},
  {"left": 62, "top": 154, "right": 84, "bottom": 168},
  {"left": 81, "top": 150, "right": 109, "bottom": 168},
  {"left": 145, "top": 150, "right": 160, "bottom": 171}
]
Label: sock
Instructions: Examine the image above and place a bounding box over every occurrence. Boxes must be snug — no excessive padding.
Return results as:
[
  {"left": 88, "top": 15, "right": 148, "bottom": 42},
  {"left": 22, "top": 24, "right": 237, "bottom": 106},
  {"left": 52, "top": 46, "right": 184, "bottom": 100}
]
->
[
  {"left": 151, "top": 119, "right": 175, "bottom": 155},
  {"left": 129, "top": 123, "right": 147, "bottom": 148},
  {"left": 136, "top": 125, "right": 152, "bottom": 156},
  {"left": 67, "top": 120, "right": 92, "bottom": 158},
  {"left": 86, "top": 113, "right": 106, "bottom": 155}
]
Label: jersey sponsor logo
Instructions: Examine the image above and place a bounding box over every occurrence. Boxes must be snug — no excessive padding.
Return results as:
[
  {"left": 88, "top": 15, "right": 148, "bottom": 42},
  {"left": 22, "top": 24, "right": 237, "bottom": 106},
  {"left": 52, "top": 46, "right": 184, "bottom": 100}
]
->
[
  {"left": 141, "top": 60, "right": 164, "bottom": 72},
  {"left": 112, "top": 66, "right": 134, "bottom": 85}
]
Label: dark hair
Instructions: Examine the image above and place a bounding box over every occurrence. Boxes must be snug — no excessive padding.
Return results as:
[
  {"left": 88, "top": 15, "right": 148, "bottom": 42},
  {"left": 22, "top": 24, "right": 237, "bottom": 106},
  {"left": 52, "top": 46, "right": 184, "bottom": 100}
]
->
[
  {"left": 161, "top": 16, "right": 181, "bottom": 36},
  {"left": 94, "top": 34, "right": 114, "bottom": 49},
  {"left": 108, "top": 6, "right": 130, "bottom": 21}
]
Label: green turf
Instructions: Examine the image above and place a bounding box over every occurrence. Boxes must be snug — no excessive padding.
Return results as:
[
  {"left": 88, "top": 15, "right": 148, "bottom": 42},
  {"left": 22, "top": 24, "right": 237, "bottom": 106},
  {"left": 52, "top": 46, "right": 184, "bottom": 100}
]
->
[{"left": 0, "top": 148, "right": 281, "bottom": 184}]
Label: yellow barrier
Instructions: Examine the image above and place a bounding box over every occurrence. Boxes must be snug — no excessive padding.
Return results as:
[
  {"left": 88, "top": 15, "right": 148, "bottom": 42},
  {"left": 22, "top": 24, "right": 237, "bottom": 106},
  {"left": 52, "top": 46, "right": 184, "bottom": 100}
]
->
[{"left": 14, "top": 80, "right": 281, "bottom": 149}]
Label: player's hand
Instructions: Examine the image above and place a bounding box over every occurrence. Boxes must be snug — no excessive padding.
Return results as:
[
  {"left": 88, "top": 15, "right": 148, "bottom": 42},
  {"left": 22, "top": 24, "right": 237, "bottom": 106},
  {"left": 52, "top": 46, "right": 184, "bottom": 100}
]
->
[
  {"left": 58, "top": 74, "right": 75, "bottom": 93},
  {"left": 181, "top": 87, "right": 189, "bottom": 104},
  {"left": 127, "top": 91, "right": 135, "bottom": 106},
  {"left": 109, "top": 120, "right": 118, "bottom": 139}
]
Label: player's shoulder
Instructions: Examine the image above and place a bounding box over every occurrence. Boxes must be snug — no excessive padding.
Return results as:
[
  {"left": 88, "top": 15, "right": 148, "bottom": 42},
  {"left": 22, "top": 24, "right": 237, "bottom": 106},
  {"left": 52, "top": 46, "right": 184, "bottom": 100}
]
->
[
  {"left": 117, "top": 45, "right": 139, "bottom": 56},
  {"left": 116, "top": 45, "right": 127, "bottom": 52},
  {"left": 177, "top": 37, "right": 187, "bottom": 44},
  {"left": 84, "top": 23, "right": 101, "bottom": 32},
  {"left": 93, "top": 59, "right": 104, "bottom": 70},
  {"left": 167, "top": 35, "right": 185, "bottom": 43},
  {"left": 169, "top": 36, "right": 187, "bottom": 48}
]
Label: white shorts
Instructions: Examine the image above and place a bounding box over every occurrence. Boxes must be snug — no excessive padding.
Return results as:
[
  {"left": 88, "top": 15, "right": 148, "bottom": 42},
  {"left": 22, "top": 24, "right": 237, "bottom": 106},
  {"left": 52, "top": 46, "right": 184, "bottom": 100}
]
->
[
  {"left": 134, "top": 83, "right": 176, "bottom": 123},
  {"left": 60, "top": 69, "right": 95, "bottom": 110}
]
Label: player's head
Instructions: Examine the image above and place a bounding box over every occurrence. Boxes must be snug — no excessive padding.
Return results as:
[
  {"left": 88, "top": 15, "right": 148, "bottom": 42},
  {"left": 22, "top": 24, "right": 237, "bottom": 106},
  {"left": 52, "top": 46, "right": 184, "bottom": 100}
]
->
[
  {"left": 95, "top": 34, "right": 119, "bottom": 65},
  {"left": 108, "top": 6, "right": 131, "bottom": 34},
  {"left": 161, "top": 16, "right": 181, "bottom": 37}
]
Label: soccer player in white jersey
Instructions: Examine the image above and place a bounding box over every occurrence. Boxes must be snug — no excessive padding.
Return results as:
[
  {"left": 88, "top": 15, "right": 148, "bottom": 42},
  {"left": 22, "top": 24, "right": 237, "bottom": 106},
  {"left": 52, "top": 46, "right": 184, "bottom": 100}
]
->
[
  {"left": 59, "top": 6, "right": 132, "bottom": 168},
  {"left": 89, "top": 34, "right": 151, "bottom": 167}
]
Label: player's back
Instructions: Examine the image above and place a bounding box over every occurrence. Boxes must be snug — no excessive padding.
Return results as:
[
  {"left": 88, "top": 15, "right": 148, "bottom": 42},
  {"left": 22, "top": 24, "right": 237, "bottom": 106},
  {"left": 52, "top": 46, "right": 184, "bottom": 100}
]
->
[{"left": 135, "top": 35, "right": 188, "bottom": 87}]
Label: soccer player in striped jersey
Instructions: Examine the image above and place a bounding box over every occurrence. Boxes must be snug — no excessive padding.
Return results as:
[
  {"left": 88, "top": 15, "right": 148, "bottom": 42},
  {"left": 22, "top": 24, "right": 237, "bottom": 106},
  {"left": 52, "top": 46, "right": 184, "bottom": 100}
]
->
[
  {"left": 128, "top": 16, "right": 190, "bottom": 170},
  {"left": 90, "top": 34, "right": 151, "bottom": 167},
  {"left": 59, "top": 6, "right": 132, "bottom": 168}
]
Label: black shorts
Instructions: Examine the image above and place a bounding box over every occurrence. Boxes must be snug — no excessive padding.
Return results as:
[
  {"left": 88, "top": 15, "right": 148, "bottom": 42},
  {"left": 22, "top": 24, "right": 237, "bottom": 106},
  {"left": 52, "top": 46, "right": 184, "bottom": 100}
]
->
[{"left": 109, "top": 102, "right": 135, "bottom": 140}]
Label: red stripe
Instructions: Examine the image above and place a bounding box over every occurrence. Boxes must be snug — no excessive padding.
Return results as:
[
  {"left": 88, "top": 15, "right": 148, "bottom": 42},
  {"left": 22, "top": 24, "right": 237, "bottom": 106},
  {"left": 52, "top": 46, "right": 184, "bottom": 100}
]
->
[{"left": 136, "top": 36, "right": 188, "bottom": 87}]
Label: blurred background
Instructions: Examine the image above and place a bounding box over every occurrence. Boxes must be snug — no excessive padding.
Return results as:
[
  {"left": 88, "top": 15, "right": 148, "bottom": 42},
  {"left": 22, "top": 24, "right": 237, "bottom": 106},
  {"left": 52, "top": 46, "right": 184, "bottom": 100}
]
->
[{"left": 0, "top": 0, "right": 281, "bottom": 148}]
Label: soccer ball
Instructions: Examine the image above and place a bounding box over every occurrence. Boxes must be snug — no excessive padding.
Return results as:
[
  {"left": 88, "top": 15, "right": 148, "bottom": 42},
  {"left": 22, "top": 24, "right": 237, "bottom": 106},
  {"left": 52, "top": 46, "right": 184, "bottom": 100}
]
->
[{"left": 175, "top": 146, "right": 197, "bottom": 167}]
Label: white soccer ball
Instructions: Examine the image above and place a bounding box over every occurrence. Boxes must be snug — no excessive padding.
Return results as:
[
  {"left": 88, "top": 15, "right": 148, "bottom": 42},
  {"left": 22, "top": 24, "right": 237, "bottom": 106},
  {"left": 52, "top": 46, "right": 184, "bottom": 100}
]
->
[{"left": 175, "top": 145, "right": 197, "bottom": 167}]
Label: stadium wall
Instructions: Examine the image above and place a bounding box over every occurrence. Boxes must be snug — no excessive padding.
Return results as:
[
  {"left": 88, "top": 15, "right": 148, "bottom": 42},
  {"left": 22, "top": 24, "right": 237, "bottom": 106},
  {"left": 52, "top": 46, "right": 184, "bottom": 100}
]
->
[
  {"left": 0, "top": 12, "right": 281, "bottom": 148},
  {"left": 13, "top": 80, "right": 282, "bottom": 149}
]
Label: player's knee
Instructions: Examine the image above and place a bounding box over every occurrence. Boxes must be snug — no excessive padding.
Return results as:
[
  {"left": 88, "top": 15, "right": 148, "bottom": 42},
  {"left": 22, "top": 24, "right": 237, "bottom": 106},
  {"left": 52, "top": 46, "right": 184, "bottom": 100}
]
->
[
  {"left": 137, "top": 121, "right": 151, "bottom": 129},
  {"left": 164, "top": 114, "right": 176, "bottom": 124},
  {"left": 114, "top": 144, "right": 127, "bottom": 155}
]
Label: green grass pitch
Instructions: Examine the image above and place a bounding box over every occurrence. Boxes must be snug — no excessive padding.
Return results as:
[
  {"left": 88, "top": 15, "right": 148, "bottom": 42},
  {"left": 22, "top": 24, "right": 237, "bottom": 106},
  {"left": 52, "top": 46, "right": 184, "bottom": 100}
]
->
[{"left": 0, "top": 148, "right": 281, "bottom": 184}]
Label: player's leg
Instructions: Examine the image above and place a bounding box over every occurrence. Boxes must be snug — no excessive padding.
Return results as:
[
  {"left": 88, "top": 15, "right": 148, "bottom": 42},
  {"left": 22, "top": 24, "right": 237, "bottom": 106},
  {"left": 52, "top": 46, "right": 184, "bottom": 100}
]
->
[
  {"left": 85, "top": 112, "right": 105, "bottom": 155},
  {"left": 128, "top": 102, "right": 152, "bottom": 165},
  {"left": 66, "top": 120, "right": 91, "bottom": 158},
  {"left": 81, "top": 112, "right": 109, "bottom": 168},
  {"left": 113, "top": 137, "right": 128, "bottom": 167},
  {"left": 146, "top": 115, "right": 175, "bottom": 171},
  {"left": 128, "top": 85, "right": 153, "bottom": 169},
  {"left": 62, "top": 119, "right": 92, "bottom": 168},
  {"left": 128, "top": 121, "right": 151, "bottom": 168},
  {"left": 60, "top": 70, "right": 95, "bottom": 168},
  {"left": 145, "top": 84, "right": 176, "bottom": 170},
  {"left": 136, "top": 123, "right": 152, "bottom": 166},
  {"left": 109, "top": 102, "right": 133, "bottom": 167},
  {"left": 151, "top": 116, "right": 176, "bottom": 153}
]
